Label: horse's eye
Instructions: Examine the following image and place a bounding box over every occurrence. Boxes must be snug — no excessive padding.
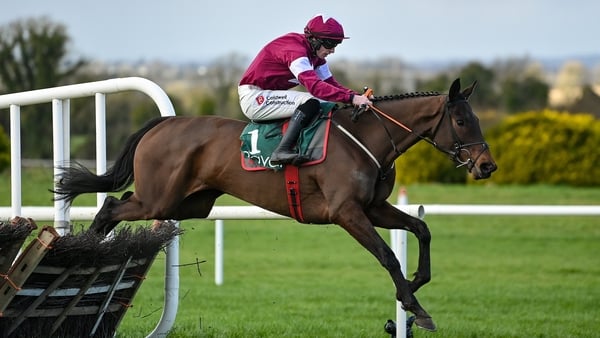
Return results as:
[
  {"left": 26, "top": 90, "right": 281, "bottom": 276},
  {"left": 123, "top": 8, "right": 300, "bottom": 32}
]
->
[{"left": 456, "top": 119, "right": 465, "bottom": 126}]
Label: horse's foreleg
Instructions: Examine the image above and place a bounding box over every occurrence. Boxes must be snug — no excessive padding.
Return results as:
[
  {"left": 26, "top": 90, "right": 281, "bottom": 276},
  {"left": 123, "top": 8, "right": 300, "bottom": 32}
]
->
[
  {"left": 335, "top": 209, "right": 436, "bottom": 332},
  {"left": 366, "top": 202, "right": 431, "bottom": 293},
  {"left": 407, "top": 218, "right": 431, "bottom": 293}
]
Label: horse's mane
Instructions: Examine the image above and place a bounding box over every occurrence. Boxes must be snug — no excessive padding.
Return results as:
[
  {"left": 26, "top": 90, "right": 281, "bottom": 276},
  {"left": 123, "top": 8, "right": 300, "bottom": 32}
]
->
[
  {"left": 341, "top": 91, "right": 440, "bottom": 109},
  {"left": 372, "top": 91, "right": 440, "bottom": 103}
]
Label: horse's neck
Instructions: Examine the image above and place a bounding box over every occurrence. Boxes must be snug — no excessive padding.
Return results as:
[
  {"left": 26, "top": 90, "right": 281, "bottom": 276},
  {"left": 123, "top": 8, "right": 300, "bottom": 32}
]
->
[{"left": 369, "top": 96, "right": 445, "bottom": 164}]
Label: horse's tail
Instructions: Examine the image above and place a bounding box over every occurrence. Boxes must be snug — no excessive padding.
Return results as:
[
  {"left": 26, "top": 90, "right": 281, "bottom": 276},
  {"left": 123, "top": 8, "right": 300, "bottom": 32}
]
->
[{"left": 52, "top": 116, "right": 172, "bottom": 205}]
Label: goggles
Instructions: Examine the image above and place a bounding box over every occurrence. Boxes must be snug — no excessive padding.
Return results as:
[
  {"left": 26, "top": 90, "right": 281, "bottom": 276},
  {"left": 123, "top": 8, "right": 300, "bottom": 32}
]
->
[{"left": 319, "top": 38, "right": 341, "bottom": 49}]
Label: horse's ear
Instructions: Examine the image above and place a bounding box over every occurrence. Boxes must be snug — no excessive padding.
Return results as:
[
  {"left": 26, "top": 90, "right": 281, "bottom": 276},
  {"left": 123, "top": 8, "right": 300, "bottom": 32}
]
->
[
  {"left": 461, "top": 80, "right": 478, "bottom": 100},
  {"left": 449, "top": 78, "right": 461, "bottom": 101}
]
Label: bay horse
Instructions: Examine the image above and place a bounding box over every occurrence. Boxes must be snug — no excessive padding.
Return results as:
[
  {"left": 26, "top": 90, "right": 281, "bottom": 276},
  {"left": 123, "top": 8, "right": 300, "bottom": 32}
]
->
[{"left": 54, "top": 78, "right": 496, "bottom": 331}]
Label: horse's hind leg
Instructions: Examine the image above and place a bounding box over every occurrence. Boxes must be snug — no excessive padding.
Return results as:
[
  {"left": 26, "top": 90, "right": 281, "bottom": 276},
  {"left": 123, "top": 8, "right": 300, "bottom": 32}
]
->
[
  {"left": 168, "top": 189, "right": 223, "bottom": 219},
  {"left": 333, "top": 205, "right": 436, "bottom": 331},
  {"left": 154, "top": 189, "right": 224, "bottom": 221},
  {"left": 150, "top": 190, "right": 224, "bottom": 231},
  {"left": 145, "top": 190, "right": 222, "bottom": 232},
  {"left": 90, "top": 191, "right": 134, "bottom": 235}
]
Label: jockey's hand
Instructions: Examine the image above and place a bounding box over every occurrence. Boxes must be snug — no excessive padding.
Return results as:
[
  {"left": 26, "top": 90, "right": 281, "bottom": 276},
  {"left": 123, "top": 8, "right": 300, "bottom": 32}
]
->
[{"left": 352, "top": 94, "right": 372, "bottom": 107}]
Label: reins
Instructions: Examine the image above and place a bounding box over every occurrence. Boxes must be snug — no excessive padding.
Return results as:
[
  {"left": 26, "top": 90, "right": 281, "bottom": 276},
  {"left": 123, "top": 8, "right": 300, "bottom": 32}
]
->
[
  {"left": 366, "top": 104, "right": 414, "bottom": 133},
  {"left": 336, "top": 94, "right": 489, "bottom": 176},
  {"left": 364, "top": 102, "right": 443, "bottom": 169}
]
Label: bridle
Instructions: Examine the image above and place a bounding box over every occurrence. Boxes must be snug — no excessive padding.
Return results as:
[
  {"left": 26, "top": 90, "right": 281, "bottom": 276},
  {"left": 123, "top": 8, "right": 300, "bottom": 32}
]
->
[
  {"left": 426, "top": 99, "right": 490, "bottom": 171},
  {"left": 336, "top": 96, "right": 489, "bottom": 177}
]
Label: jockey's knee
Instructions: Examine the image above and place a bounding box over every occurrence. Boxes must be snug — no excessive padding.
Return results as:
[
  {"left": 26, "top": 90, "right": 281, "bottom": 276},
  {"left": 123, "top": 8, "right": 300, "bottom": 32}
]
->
[{"left": 297, "top": 99, "right": 320, "bottom": 124}]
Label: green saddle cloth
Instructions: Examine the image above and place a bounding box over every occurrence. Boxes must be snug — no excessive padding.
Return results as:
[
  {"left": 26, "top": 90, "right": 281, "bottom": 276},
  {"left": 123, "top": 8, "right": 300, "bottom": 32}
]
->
[{"left": 240, "top": 102, "right": 336, "bottom": 170}]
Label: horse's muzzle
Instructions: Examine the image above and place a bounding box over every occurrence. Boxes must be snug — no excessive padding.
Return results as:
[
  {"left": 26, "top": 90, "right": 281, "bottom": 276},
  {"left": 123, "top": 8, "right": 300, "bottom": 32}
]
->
[
  {"left": 460, "top": 143, "right": 497, "bottom": 180},
  {"left": 473, "top": 160, "right": 497, "bottom": 179}
]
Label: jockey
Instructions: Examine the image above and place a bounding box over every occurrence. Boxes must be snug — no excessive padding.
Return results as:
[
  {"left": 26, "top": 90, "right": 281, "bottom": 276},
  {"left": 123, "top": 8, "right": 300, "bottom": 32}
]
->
[{"left": 238, "top": 14, "right": 372, "bottom": 165}]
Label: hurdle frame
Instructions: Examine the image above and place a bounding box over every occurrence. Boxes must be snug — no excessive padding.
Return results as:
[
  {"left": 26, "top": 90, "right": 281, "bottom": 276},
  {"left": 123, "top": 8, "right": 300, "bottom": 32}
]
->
[{"left": 0, "top": 77, "right": 177, "bottom": 337}]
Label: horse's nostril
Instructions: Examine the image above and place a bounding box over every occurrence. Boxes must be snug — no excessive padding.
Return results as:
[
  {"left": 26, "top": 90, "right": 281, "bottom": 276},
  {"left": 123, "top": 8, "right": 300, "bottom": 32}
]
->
[{"left": 481, "top": 162, "right": 497, "bottom": 174}]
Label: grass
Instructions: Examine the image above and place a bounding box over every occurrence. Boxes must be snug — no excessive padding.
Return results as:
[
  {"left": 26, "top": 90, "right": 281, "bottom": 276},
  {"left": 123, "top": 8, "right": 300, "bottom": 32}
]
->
[{"left": 2, "top": 168, "right": 600, "bottom": 337}]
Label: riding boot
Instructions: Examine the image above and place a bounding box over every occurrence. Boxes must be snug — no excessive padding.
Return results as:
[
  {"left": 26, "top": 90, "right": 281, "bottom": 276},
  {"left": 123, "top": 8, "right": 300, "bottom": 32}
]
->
[
  {"left": 270, "top": 110, "right": 307, "bottom": 165},
  {"left": 270, "top": 99, "right": 320, "bottom": 165}
]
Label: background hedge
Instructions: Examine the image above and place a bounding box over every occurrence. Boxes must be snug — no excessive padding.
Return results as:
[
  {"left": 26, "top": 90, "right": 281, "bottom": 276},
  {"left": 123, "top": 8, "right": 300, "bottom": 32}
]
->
[
  {"left": 482, "top": 110, "right": 600, "bottom": 186},
  {"left": 395, "top": 110, "right": 600, "bottom": 186}
]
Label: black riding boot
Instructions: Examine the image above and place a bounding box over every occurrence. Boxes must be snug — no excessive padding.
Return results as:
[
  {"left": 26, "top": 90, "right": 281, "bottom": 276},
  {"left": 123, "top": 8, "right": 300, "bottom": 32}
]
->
[
  {"left": 271, "top": 99, "right": 320, "bottom": 165},
  {"left": 270, "top": 110, "right": 307, "bottom": 165}
]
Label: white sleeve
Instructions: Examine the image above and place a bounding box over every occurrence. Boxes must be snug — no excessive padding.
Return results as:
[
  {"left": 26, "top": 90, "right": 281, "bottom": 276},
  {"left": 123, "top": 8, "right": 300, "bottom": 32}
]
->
[
  {"left": 314, "top": 63, "right": 332, "bottom": 80},
  {"left": 289, "top": 57, "right": 331, "bottom": 80},
  {"left": 289, "top": 57, "right": 314, "bottom": 78}
]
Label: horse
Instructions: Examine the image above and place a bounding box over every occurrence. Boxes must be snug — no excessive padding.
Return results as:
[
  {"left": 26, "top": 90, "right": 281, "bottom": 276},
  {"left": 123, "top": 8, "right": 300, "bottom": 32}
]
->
[{"left": 53, "top": 78, "right": 497, "bottom": 331}]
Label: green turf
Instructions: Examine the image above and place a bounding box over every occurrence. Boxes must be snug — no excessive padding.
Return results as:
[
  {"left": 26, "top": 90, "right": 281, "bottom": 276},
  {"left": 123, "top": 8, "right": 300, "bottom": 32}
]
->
[{"left": 2, "top": 168, "right": 599, "bottom": 337}]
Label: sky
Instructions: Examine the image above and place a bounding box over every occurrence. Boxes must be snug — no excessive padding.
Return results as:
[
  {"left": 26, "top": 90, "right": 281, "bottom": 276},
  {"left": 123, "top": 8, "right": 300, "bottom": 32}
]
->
[{"left": 2, "top": 1, "right": 599, "bottom": 65}]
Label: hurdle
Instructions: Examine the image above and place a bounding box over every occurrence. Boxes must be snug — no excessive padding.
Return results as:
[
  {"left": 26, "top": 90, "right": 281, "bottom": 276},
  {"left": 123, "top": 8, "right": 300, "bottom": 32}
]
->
[{"left": 0, "top": 77, "right": 178, "bottom": 337}]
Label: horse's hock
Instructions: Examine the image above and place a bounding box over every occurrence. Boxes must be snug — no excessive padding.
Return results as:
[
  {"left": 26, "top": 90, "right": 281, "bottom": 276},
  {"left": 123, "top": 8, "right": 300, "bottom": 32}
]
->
[{"left": 0, "top": 217, "right": 181, "bottom": 338}]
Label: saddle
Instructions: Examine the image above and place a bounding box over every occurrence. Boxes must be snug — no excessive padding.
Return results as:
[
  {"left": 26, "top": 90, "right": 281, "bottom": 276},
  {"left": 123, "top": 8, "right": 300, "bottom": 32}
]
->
[{"left": 240, "top": 102, "right": 337, "bottom": 171}]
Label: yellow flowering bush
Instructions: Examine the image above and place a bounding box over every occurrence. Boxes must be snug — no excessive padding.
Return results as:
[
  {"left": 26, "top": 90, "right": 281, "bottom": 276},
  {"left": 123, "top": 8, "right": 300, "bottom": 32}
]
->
[{"left": 483, "top": 110, "right": 600, "bottom": 186}]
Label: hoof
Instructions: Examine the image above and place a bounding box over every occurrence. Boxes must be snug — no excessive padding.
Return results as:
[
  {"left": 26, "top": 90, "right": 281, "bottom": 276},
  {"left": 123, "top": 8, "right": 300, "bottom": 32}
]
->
[{"left": 415, "top": 316, "right": 437, "bottom": 332}]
